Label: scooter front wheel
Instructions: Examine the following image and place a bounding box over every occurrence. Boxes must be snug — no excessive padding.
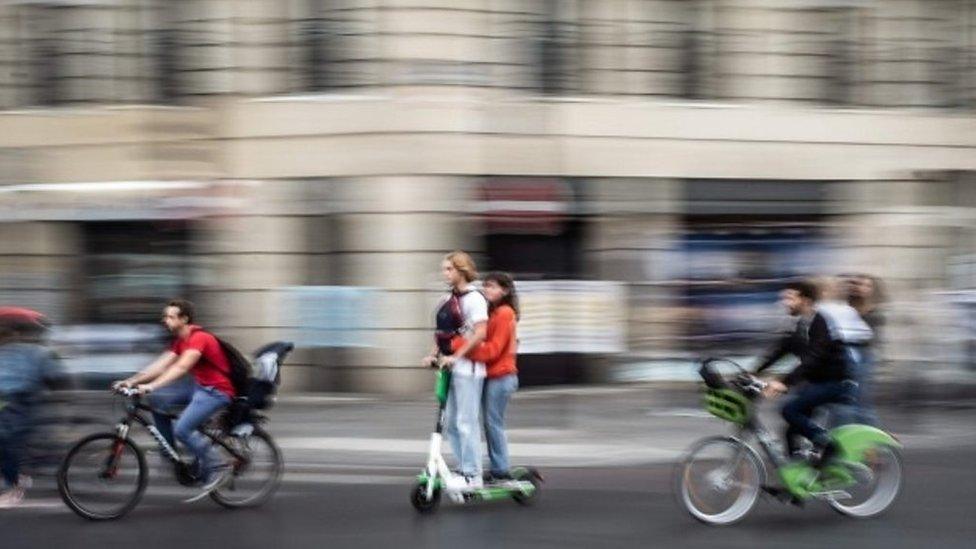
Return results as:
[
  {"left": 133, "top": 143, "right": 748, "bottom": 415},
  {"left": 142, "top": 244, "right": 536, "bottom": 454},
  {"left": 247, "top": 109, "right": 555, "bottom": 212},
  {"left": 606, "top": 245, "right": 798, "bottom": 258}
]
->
[{"left": 410, "top": 481, "right": 441, "bottom": 514}]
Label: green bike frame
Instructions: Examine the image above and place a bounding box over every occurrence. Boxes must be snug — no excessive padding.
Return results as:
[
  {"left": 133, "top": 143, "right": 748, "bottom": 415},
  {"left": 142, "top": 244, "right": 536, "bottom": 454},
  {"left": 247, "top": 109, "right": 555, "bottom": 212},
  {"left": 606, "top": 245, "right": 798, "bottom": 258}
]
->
[
  {"left": 777, "top": 425, "right": 900, "bottom": 499},
  {"left": 704, "top": 390, "right": 901, "bottom": 500}
]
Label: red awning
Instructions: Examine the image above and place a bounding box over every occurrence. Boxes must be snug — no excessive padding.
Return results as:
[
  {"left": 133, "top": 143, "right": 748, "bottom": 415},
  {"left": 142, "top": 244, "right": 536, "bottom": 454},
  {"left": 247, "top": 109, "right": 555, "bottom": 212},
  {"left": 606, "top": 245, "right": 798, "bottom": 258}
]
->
[{"left": 477, "top": 178, "right": 572, "bottom": 235}]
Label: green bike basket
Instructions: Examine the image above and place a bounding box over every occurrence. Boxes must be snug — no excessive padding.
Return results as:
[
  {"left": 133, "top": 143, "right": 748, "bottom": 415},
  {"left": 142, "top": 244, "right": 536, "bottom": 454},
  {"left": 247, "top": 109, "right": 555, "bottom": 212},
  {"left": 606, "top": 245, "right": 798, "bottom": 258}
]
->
[{"left": 703, "top": 388, "right": 751, "bottom": 425}]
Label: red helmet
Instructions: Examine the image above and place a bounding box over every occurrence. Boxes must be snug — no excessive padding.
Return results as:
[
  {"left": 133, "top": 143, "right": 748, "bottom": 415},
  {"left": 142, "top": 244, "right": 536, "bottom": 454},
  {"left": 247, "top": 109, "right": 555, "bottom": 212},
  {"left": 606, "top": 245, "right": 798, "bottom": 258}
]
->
[{"left": 0, "top": 307, "right": 50, "bottom": 332}]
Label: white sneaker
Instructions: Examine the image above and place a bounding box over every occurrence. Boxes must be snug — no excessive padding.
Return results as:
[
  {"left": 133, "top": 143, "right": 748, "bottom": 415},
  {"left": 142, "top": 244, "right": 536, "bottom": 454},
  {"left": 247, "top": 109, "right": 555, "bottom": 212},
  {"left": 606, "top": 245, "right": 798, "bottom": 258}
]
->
[
  {"left": 445, "top": 473, "right": 484, "bottom": 492},
  {"left": 0, "top": 487, "right": 25, "bottom": 509},
  {"left": 445, "top": 474, "right": 468, "bottom": 492},
  {"left": 183, "top": 465, "right": 230, "bottom": 504}
]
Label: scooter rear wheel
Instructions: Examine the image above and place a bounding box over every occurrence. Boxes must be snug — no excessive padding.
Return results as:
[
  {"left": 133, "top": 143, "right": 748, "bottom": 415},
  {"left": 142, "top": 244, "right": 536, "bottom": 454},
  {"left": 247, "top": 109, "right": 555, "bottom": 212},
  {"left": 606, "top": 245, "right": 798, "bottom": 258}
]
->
[
  {"left": 410, "top": 482, "right": 441, "bottom": 514},
  {"left": 512, "top": 468, "right": 542, "bottom": 506}
]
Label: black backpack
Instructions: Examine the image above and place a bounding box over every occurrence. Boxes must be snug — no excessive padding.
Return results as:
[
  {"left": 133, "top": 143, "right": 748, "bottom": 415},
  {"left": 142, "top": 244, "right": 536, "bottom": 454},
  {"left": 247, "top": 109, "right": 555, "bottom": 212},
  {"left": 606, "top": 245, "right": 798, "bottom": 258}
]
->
[
  {"left": 434, "top": 288, "right": 486, "bottom": 355},
  {"left": 216, "top": 337, "right": 253, "bottom": 398}
]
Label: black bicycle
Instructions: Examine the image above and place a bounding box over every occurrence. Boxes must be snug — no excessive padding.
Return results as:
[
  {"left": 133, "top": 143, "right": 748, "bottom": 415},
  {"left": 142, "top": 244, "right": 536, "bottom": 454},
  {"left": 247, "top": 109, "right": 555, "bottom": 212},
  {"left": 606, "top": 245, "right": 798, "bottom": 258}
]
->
[{"left": 57, "top": 387, "right": 283, "bottom": 520}]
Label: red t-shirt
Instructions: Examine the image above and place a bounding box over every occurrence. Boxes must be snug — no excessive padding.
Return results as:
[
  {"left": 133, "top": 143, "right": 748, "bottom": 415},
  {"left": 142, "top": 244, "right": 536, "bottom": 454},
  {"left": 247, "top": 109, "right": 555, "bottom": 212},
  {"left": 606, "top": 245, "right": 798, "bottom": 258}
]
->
[{"left": 170, "top": 325, "right": 235, "bottom": 398}]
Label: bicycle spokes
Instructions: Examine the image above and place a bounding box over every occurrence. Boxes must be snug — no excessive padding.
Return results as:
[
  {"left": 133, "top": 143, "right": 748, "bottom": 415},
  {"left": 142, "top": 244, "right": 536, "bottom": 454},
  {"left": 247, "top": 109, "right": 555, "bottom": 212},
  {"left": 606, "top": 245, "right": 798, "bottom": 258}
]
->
[{"left": 58, "top": 434, "right": 149, "bottom": 520}]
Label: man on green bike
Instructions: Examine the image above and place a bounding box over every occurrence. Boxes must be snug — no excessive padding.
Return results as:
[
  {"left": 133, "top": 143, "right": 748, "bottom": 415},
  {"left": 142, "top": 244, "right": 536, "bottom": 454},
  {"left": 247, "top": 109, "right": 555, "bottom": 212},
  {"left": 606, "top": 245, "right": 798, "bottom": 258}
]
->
[{"left": 756, "top": 278, "right": 872, "bottom": 465}]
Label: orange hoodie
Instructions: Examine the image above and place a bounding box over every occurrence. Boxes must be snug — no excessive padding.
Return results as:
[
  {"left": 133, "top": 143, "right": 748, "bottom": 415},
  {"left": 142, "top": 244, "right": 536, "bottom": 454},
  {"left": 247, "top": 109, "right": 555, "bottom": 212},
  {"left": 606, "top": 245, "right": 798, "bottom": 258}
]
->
[{"left": 451, "top": 304, "right": 517, "bottom": 379}]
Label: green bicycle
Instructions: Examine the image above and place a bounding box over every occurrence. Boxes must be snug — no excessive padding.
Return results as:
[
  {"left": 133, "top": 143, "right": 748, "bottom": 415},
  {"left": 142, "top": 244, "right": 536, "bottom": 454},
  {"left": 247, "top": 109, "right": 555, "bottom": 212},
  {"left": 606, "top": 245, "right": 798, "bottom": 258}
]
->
[{"left": 676, "top": 358, "right": 903, "bottom": 526}]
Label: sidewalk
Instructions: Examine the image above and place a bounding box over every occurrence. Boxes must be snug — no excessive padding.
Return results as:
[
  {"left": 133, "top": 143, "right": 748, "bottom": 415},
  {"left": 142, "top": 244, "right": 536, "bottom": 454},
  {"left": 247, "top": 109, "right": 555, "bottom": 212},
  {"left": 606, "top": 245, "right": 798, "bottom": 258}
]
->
[
  {"left": 264, "top": 383, "right": 976, "bottom": 469},
  {"left": 17, "top": 383, "right": 976, "bottom": 505},
  {"left": 34, "top": 382, "right": 976, "bottom": 473}
]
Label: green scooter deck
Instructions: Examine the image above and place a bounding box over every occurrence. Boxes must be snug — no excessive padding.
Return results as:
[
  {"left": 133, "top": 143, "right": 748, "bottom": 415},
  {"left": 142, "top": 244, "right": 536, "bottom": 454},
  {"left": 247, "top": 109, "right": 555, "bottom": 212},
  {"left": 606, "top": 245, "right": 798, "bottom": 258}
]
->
[{"left": 416, "top": 467, "right": 539, "bottom": 502}]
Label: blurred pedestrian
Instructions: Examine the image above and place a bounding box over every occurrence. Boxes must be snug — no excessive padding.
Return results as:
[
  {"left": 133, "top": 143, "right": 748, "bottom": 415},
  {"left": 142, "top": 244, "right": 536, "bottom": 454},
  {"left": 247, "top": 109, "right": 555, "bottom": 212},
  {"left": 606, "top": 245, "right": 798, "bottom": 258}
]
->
[
  {"left": 451, "top": 272, "right": 520, "bottom": 482},
  {"left": 0, "top": 311, "right": 64, "bottom": 508},
  {"left": 837, "top": 273, "right": 886, "bottom": 427},
  {"left": 422, "top": 251, "right": 488, "bottom": 490}
]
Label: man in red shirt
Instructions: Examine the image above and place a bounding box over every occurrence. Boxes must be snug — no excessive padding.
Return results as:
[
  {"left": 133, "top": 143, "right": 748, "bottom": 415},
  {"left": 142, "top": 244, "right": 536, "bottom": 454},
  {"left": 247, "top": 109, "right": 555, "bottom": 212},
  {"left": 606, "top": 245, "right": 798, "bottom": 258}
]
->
[{"left": 113, "top": 299, "right": 234, "bottom": 498}]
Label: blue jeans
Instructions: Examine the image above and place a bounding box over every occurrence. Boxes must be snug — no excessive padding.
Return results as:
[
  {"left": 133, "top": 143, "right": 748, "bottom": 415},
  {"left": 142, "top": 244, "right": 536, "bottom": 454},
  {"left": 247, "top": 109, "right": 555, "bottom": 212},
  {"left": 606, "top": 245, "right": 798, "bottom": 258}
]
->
[
  {"left": 0, "top": 402, "right": 30, "bottom": 488},
  {"left": 483, "top": 374, "right": 518, "bottom": 476},
  {"left": 833, "top": 348, "right": 880, "bottom": 427},
  {"left": 782, "top": 380, "right": 857, "bottom": 455},
  {"left": 445, "top": 373, "right": 484, "bottom": 478},
  {"left": 149, "top": 378, "right": 230, "bottom": 478}
]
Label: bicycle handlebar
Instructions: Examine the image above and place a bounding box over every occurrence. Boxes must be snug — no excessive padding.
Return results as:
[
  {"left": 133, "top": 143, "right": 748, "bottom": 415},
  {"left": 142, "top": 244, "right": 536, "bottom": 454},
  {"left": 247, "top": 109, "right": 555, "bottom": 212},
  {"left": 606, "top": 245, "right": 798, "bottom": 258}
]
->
[
  {"left": 114, "top": 387, "right": 140, "bottom": 398},
  {"left": 732, "top": 373, "right": 768, "bottom": 397},
  {"left": 700, "top": 357, "right": 768, "bottom": 397}
]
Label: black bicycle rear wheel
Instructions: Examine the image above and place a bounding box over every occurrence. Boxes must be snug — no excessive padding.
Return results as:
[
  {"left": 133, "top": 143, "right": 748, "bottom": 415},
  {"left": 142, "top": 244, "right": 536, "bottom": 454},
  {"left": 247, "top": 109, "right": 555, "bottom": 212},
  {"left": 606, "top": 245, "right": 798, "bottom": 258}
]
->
[
  {"left": 57, "top": 433, "right": 148, "bottom": 520},
  {"left": 210, "top": 427, "right": 283, "bottom": 508}
]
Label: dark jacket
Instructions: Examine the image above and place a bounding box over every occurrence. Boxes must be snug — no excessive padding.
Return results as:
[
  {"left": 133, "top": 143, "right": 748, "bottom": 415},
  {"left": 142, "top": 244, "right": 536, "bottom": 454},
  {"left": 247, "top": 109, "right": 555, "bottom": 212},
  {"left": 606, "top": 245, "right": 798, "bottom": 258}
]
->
[{"left": 755, "top": 312, "right": 859, "bottom": 387}]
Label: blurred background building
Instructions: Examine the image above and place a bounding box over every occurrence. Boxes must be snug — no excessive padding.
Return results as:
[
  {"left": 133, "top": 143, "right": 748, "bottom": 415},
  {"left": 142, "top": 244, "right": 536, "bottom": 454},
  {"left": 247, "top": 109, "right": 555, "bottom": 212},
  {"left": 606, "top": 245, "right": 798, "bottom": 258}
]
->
[{"left": 1, "top": 0, "right": 975, "bottom": 393}]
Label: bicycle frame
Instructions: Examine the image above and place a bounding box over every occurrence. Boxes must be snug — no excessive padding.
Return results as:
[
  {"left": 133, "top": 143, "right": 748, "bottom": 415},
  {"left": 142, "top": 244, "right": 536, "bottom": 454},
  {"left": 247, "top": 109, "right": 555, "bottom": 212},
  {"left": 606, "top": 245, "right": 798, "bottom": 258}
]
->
[
  {"left": 110, "top": 394, "right": 249, "bottom": 473},
  {"left": 739, "top": 415, "right": 789, "bottom": 470},
  {"left": 726, "top": 403, "right": 900, "bottom": 501}
]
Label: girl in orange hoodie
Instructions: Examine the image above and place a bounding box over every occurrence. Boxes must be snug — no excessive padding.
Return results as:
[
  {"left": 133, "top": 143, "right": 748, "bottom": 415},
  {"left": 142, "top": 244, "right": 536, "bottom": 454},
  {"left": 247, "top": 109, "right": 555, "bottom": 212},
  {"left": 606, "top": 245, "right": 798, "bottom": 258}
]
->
[{"left": 452, "top": 272, "right": 519, "bottom": 481}]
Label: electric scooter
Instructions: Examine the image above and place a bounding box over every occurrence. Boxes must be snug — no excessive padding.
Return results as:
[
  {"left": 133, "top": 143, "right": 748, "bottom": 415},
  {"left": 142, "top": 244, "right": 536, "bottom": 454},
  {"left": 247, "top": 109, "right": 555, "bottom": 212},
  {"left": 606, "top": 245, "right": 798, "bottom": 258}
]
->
[{"left": 410, "top": 363, "right": 542, "bottom": 514}]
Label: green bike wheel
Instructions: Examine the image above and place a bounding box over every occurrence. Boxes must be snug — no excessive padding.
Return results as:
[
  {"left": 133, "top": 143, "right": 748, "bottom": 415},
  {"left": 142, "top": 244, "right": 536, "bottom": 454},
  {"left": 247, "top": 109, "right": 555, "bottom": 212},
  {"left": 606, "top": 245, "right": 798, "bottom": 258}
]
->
[
  {"left": 827, "top": 445, "right": 902, "bottom": 518},
  {"left": 676, "top": 436, "right": 764, "bottom": 526}
]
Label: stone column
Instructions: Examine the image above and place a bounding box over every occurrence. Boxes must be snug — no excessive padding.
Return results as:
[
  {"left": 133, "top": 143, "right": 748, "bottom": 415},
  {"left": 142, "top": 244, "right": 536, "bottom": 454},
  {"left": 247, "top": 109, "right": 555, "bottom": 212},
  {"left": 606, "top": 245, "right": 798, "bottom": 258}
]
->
[
  {"left": 832, "top": 176, "right": 965, "bottom": 384},
  {"left": 330, "top": 176, "right": 478, "bottom": 393},
  {"left": 195, "top": 179, "right": 326, "bottom": 392},
  {"left": 0, "top": 222, "right": 81, "bottom": 324},
  {"left": 583, "top": 178, "right": 682, "bottom": 381}
]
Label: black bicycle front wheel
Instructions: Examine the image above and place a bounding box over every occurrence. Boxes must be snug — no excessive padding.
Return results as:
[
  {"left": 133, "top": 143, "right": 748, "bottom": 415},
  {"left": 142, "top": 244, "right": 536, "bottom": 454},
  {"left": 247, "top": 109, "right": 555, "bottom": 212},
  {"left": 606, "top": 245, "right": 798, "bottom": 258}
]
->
[{"left": 57, "top": 433, "right": 148, "bottom": 520}]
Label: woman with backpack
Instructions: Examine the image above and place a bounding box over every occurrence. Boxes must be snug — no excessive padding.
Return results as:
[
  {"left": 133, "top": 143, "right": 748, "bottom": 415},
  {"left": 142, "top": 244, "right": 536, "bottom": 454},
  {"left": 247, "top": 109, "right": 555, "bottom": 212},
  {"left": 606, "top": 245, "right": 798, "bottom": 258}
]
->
[
  {"left": 451, "top": 272, "right": 520, "bottom": 482},
  {"left": 422, "top": 251, "right": 488, "bottom": 490}
]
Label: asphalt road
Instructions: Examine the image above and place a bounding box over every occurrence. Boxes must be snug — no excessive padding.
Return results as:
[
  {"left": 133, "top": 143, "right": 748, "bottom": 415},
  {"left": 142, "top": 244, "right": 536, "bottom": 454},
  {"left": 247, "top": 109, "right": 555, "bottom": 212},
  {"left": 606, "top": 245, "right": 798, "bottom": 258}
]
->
[{"left": 2, "top": 441, "right": 974, "bottom": 549}]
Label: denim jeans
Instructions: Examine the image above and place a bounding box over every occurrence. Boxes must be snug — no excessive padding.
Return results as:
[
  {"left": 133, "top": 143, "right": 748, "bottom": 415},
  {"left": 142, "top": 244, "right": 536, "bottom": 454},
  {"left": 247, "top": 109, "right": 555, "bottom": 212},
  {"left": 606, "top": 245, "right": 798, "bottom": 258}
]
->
[
  {"left": 0, "top": 402, "right": 30, "bottom": 488},
  {"left": 782, "top": 380, "right": 857, "bottom": 455},
  {"left": 483, "top": 374, "right": 518, "bottom": 476},
  {"left": 444, "top": 372, "right": 484, "bottom": 478},
  {"left": 832, "top": 348, "right": 880, "bottom": 428},
  {"left": 149, "top": 378, "right": 230, "bottom": 478}
]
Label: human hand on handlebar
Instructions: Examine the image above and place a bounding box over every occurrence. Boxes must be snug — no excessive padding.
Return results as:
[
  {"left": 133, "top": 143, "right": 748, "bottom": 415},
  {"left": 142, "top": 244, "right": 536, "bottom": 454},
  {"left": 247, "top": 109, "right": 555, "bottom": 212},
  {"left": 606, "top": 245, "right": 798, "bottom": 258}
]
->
[
  {"left": 422, "top": 355, "right": 438, "bottom": 368},
  {"left": 111, "top": 379, "right": 132, "bottom": 392},
  {"left": 762, "top": 380, "right": 787, "bottom": 398},
  {"left": 113, "top": 386, "right": 138, "bottom": 397}
]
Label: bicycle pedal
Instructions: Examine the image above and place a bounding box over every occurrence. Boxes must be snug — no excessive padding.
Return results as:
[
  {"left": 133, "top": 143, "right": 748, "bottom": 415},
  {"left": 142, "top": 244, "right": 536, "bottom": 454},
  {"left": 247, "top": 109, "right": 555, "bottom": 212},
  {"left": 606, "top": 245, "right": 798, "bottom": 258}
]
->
[
  {"left": 763, "top": 486, "right": 804, "bottom": 507},
  {"left": 842, "top": 460, "right": 872, "bottom": 476},
  {"left": 811, "top": 490, "right": 852, "bottom": 501}
]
